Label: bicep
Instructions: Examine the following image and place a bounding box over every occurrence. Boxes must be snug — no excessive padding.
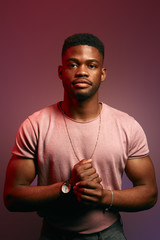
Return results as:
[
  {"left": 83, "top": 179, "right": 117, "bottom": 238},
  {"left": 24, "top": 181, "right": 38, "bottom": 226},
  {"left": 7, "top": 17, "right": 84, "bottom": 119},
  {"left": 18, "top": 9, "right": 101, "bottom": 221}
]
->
[
  {"left": 4, "top": 155, "right": 37, "bottom": 191},
  {"left": 125, "top": 156, "right": 157, "bottom": 187}
]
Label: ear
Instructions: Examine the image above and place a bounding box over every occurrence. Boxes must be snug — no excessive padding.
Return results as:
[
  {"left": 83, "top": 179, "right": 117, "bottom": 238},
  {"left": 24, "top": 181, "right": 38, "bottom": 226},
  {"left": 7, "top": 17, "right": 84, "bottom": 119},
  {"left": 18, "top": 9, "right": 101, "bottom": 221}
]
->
[
  {"left": 101, "top": 68, "right": 107, "bottom": 82},
  {"left": 58, "top": 65, "right": 63, "bottom": 80}
]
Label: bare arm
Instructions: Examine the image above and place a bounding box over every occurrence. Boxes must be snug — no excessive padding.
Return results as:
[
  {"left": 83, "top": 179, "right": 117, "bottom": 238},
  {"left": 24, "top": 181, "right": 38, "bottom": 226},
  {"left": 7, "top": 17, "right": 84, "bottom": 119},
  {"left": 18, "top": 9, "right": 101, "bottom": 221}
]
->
[
  {"left": 3, "top": 156, "right": 63, "bottom": 212},
  {"left": 73, "top": 156, "right": 158, "bottom": 212},
  {"left": 112, "top": 155, "right": 158, "bottom": 211},
  {"left": 3, "top": 156, "right": 101, "bottom": 212}
]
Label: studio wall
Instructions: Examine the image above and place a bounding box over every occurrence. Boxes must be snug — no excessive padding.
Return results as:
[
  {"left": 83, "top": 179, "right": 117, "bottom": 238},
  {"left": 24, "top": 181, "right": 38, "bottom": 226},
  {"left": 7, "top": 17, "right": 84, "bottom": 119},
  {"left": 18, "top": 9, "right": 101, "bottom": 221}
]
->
[{"left": 1, "top": 1, "right": 160, "bottom": 239}]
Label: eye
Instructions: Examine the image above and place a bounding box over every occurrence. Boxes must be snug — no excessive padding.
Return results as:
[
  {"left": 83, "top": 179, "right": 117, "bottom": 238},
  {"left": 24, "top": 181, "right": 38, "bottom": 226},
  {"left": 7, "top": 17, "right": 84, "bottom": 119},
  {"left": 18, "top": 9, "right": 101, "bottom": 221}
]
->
[
  {"left": 88, "top": 64, "right": 98, "bottom": 69},
  {"left": 67, "top": 62, "right": 78, "bottom": 69}
]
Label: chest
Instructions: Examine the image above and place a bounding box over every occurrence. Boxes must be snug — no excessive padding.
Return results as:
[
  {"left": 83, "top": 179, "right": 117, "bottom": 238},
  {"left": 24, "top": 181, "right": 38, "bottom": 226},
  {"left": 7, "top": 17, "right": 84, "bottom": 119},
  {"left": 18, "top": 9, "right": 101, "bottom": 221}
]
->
[{"left": 38, "top": 116, "right": 128, "bottom": 184}]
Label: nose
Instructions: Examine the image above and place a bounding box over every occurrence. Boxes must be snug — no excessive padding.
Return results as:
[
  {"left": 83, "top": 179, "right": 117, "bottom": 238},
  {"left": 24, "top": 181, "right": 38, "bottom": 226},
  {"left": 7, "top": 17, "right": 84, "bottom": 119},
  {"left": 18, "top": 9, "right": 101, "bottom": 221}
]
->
[{"left": 75, "top": 65, "right": 89, "bottom": 78}]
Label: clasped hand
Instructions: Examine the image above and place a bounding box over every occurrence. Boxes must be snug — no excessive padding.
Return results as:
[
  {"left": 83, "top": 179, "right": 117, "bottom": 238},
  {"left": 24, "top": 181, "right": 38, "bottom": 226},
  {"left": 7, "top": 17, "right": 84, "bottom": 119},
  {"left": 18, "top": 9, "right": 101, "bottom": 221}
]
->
[{"left": 69, "top": 159, "right": 104, "bottom": 207}]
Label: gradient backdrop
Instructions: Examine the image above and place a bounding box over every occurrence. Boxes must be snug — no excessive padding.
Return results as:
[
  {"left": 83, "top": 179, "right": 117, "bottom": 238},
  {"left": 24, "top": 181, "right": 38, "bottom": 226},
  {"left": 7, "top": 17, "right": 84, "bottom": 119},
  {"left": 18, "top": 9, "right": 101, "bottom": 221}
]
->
[{"left": 1, "top": 1, "right": 160, "bottom": 239}]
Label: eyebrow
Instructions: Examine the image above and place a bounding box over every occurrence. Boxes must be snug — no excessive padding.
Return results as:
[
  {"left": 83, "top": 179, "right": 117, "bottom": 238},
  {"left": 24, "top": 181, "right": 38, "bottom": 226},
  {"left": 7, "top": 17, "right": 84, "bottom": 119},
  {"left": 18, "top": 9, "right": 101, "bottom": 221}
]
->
[{"left": 66, "top": 58, "right": 100, "bottom": 64}]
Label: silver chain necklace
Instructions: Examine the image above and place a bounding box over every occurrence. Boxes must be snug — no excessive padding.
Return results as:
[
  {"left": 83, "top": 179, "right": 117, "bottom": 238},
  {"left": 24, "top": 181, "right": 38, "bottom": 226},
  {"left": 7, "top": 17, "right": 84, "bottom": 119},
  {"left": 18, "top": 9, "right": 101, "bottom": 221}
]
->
[{"left": 59, "top": 102, "right": 101, "bottom": 162}]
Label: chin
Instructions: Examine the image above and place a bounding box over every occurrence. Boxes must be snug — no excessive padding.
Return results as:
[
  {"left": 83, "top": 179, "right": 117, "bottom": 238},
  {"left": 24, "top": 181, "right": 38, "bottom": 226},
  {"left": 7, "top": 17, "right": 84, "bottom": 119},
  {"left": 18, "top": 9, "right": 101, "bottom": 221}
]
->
[
  {"left": 74, "top": 93, "right": 96, "bottom": 102},
  {"left": 74, "top": 86, "right": 100, "bottom": 100}
]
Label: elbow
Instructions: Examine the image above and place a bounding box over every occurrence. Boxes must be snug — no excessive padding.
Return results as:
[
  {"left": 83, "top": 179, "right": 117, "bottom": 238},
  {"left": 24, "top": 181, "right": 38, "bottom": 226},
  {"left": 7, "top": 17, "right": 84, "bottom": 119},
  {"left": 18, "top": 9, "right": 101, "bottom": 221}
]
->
[
  {"left": 4, "top": 194, "right": 16, "bottom": 212},
  {"left": 150, "top": 189, "right": 158, "bottom": 208},
  {"left": 146, "top": 187, "right": 158, "bottom": 210},
  {"left": 3, "top": 189, "right": 19, "bottom": 212}
]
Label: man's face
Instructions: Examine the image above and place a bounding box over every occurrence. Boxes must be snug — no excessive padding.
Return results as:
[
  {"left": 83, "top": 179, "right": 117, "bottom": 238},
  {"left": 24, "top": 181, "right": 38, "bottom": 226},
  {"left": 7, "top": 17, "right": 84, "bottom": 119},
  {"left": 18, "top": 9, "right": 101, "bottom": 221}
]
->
[{"left": 58, "top": 45, "right": 106, "bottom": 101}]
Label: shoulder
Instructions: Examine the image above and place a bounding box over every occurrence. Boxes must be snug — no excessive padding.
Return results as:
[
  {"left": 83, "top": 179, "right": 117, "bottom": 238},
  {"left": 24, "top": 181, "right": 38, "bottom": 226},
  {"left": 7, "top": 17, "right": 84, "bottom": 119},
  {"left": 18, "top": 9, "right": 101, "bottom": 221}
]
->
[
  {"left": 26, "top": 103, "right": 61, "bottom": 129},
  {"left": 102, "top": 103, "right": 135, "bottom": 123},
  {"left": 102, "top": 102, "right": 148, "bottom": 142},
  {"left": 101, "top": 103, "right": 146, "bottom": 136},
  {"left": 18, "top": 103, "right": 60, "bottom": 136},
  {"left": 28, "top": 103, "right": 58, "bottom": 122}
]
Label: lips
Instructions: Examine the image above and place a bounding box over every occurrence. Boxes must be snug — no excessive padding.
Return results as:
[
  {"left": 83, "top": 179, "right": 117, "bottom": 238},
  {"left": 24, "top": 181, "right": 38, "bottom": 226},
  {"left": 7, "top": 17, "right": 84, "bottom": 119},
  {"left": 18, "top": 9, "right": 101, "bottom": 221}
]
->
[{"left": 72, "top": 78, "right": 92, "bottom": 86}]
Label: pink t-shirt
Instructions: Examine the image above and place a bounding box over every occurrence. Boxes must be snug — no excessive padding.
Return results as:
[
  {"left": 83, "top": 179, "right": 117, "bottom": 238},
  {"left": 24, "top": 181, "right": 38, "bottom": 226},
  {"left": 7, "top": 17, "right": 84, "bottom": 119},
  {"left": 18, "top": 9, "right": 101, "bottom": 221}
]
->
[{"left": 12, "top": 102, "right": 149, "bottom": 234}]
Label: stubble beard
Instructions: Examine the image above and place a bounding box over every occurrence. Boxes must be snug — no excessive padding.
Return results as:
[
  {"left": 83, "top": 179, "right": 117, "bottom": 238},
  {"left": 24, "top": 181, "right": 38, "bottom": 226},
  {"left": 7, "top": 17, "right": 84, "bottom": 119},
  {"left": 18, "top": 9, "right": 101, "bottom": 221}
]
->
[{"left": 72, "top": 82, "right": 101, "bottom": 101}]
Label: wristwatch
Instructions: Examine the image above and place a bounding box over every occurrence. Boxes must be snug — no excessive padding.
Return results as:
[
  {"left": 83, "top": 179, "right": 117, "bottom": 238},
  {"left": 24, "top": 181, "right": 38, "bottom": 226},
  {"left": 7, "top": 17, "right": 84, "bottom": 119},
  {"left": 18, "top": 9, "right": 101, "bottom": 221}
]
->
[{"left": 61, "top": 181, "right": 72, "bottom": 194}]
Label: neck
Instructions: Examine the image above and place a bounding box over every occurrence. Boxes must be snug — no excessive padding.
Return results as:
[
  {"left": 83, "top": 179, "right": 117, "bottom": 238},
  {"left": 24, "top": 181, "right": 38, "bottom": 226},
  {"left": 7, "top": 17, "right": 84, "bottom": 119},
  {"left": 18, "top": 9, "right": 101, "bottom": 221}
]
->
[{"left": 61, "top": 96, "right": 101, "bottom": 122}]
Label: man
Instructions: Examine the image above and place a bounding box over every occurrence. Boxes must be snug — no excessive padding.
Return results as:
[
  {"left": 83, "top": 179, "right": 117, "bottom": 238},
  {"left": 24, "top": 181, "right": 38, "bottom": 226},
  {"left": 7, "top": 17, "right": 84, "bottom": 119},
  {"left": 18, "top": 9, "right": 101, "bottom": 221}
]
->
[{"left": 4, "top": 33, "right": 158, "bottom": 240}]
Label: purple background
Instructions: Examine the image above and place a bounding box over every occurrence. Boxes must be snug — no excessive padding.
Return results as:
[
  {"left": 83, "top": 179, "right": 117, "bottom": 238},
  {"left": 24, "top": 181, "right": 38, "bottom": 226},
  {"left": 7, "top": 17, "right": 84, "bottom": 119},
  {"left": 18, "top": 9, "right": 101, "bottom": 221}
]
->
[{"left": 1, "top": 1, "right": 160, "bottom": 239}]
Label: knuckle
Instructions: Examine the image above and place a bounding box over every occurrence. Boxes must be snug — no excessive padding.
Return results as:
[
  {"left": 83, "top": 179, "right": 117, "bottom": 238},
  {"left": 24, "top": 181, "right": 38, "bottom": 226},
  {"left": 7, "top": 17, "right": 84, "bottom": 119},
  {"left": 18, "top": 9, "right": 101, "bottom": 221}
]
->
[
  {"left": 95, "top": 173, "right": 98, "bottom": 178},
  {"left": 79, "top": 172, "right": 85, "bottom": 179}
]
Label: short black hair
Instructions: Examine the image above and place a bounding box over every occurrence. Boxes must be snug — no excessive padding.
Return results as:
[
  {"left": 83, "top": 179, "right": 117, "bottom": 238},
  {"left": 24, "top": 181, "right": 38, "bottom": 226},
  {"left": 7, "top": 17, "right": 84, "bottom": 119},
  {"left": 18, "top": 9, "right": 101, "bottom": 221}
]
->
[{"left": 62, "top": 33, "right": 104, "bottom": 58}]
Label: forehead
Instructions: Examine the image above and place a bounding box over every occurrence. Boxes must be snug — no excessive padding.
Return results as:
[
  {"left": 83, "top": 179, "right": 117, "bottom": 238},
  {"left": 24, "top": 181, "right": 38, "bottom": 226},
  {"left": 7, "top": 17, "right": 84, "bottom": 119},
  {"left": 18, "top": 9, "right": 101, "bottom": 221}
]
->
[{"left": 62, "top": 45, "right": 103, "bottom": 63}]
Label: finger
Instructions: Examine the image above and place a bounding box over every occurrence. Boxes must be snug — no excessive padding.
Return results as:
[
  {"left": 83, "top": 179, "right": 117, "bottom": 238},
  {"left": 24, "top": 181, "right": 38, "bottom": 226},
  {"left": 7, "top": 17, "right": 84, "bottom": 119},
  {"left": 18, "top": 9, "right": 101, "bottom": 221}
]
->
[
  {"left": 74, "top": 188, "right": 102, "bottom": 205},
  {"left": 78, "top": 163, "right": 93, "bottom": 172},
  {"left": 77, "top": 168, "right": 96, "bottom": 179},
  {"left": 93, "top": 177, "right": 102, "bottom": 183},
  {"left": 75, "top": 165, "right": 95, "bottom": 180},
  {"left": 74, "top": 183, "right": 103, "bottom": 200},
  {"left": 79, "top": 159, "right": 92, "bottom": 165},
  {"left": 77, "top": 159, "right": 93, "bottom": 169},
  {"left": 86, "top": 172, "right": 102, "bottom": 182},
  {"left": 75, "top": 180, "right": 101, "bottom": 188},
  {"left": 74, "top": 186, "right": 101, "bottom": 196}
]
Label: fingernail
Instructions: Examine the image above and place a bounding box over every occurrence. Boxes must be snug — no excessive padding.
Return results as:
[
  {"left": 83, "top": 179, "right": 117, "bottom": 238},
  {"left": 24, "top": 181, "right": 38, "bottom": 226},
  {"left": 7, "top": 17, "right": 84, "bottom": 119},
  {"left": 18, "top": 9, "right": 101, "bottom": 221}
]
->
[{"left": 87, "top": 159, "right": 92, "bottom": 162}]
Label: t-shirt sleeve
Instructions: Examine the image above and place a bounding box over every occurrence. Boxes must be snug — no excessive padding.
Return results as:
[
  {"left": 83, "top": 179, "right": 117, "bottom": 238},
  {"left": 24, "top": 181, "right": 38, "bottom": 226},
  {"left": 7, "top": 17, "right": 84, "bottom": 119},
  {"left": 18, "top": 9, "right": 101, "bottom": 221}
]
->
[
  {"left": 12, "top": 118, "right": 37, "bottom": 159},
  {"left": 128, "top": 119, "right": 149, "bottom": 159}
]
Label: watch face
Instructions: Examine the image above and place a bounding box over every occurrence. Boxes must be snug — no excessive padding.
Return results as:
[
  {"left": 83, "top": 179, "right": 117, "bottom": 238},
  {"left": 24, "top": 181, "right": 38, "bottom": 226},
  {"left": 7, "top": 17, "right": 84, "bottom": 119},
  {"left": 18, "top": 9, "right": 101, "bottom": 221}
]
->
[{"left": 61, "top": 182, "right": 71, "bottom": 194}]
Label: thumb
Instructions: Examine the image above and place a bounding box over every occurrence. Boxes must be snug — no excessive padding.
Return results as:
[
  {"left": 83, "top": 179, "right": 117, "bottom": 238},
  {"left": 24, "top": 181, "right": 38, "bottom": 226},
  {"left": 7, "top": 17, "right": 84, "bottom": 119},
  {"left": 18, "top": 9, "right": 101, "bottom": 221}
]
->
[{"left": 79, "top": 159, "right": 92, "bottom": 165}]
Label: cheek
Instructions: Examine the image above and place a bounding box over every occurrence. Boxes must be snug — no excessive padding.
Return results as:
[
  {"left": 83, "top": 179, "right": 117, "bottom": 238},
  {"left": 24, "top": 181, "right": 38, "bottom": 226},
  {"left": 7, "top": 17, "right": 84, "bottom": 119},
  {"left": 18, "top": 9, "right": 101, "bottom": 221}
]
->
[
  {"left": 62, "top": 70, "right": 74, "bottom": 81},
  {"left": 61, "top": 73, "right": 73, "bottom": 89},
  {"left": 93, "top": 72, "right": 102, "bottom": 83}
]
